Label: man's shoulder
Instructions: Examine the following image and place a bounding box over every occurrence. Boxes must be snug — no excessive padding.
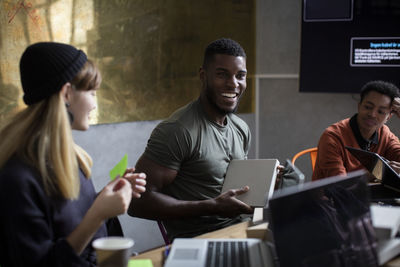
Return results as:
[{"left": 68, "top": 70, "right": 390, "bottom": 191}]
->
[
  {"left": 151, "top": 100, "right": 203, "bottom": 141},
  {"left": 318, "top": 118, "right": 353, "bottom": 146},
  {"left": 228, "top": 113, "right": 250, "bottom": 131},
  {"left": 163, "top": 100, "right": 200, "bottom": 127},
  {"left": 379, "top": 123, "right": 399, "bottom": 139},
  {"left": 380, "top": 123, "right": 395, "bottom": 134},
  {"left": 324, "top": 118, "right": 351, "bottom": 135}
]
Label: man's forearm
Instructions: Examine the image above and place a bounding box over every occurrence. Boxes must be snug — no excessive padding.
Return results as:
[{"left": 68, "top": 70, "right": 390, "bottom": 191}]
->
[{"left": 128, "top": 191, "right": 217, "bottom": 220}]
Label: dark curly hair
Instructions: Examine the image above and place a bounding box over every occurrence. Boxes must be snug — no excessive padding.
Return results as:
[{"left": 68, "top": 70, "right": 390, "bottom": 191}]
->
[
  {"left": 360, "top": 80, "right": 400, "bottom": 103},
  {"left": 202, "top": 38, "right": 246, "bottom": 68}
]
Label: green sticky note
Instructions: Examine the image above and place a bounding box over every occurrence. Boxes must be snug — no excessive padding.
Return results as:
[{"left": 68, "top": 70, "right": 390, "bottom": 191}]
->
[
  {"left": 109, "top": 154, "right": 128, "bottom": 181},
  {"left": 128, "top": 259, "right": 153, "bottom": 267}
]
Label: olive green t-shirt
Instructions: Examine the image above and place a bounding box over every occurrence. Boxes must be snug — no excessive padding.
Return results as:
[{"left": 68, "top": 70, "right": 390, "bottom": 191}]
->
[{"left": 143, "top": 99, "right": 251, "bottom": 239}]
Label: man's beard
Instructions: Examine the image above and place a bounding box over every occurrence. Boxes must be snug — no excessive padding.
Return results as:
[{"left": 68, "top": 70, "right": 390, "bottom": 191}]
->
[{"left": 205, "top": 84, "right": 241, "bottom": 115}]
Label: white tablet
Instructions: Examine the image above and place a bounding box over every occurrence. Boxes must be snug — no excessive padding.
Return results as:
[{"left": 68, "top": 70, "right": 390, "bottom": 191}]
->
[{"left": 222, "top": 159, "right": 280, "bottom": 207}]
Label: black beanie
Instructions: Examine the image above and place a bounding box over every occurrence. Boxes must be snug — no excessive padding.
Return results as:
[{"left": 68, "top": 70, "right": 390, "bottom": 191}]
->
[{"left": 20, "top": 42, "right": 87, "bottom": 105}]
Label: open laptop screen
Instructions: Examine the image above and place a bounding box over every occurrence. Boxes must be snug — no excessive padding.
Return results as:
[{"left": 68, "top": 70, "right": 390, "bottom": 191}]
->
[
  {"left": 269, "top": 170, "right": 378, "bottom": 267},
  {"left": 345, "top": 146, "right": 400, "bottom": 192}
]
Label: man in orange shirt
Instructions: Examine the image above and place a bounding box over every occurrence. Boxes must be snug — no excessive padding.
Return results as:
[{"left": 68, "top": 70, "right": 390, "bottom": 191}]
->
[{"left": 312, "top": 80, "right": 400, "bottom": 180}]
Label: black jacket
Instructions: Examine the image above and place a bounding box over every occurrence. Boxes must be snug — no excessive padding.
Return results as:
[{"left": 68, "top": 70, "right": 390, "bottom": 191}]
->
[{"left": 0, "top": 157, "right": 107, "bottom": 267}]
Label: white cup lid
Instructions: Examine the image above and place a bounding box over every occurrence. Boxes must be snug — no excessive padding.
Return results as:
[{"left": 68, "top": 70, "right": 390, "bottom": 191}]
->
[{"left": 93, "top": 237, "right": 134, "bottom": 250}]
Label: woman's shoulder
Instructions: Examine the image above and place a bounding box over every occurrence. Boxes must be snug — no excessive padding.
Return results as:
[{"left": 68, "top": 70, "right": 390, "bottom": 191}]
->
[{"left": 0, "top": 157, "right": 42, "bottom": 189}]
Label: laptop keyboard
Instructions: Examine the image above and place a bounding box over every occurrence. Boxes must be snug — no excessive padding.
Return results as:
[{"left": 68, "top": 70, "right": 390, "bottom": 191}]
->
[{"left": 205, "top": 241, "right": 250, "bottom": 267}]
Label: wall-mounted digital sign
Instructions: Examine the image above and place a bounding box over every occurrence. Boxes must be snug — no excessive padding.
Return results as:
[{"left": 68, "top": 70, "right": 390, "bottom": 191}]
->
[{"left": 300, "top": 0, "right": 400, "bottom": 93}]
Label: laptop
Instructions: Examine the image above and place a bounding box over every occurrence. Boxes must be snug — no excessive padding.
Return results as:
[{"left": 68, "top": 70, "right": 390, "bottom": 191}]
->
[
  {"left": 163, "top": 237, "right": 276, "bottom": 267},
  {"left": 268, "top": 169, "right": 379, "bottom": 267},
  {"left": 163, "top": 159, "right": 283, "bottom": 267},
  {"left": 221, "top": 159, "right": 280, "bottom": 207},
  {"left": 345, "top": 146, "right": 400, "bottom": 192}
]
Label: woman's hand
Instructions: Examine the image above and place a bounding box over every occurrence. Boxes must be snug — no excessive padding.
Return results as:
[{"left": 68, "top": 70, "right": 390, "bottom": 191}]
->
[
  {"left": 123, "top": 167, "right": 147, "bottom": 198},
  {"left": 67, "top": 178, "right": 132, "bottom": 254},
  {"left": 92, "top": 178, "right": 133, "bottom": 221}
]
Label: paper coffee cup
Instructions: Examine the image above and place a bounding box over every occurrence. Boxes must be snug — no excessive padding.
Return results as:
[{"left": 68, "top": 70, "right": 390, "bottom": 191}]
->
[{"left": 93, "top": 237, "right": 134, "bottom": 267}]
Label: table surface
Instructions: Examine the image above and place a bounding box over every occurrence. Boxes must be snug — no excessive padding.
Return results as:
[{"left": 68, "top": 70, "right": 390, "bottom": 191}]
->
[{"left": 132, "top": 219, "right": 400, "bottom": 267}]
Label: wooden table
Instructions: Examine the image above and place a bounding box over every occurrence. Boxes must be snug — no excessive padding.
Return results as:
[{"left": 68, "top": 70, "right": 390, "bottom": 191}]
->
[
  {"left": 132, "top": 219, "right": 400, "bottom": 267},
  {"left": 386, "top": 257, "right": 400, "bottom": 267},
  {"left": 132, "top": 221, "right": 250, "bottom": 267}
]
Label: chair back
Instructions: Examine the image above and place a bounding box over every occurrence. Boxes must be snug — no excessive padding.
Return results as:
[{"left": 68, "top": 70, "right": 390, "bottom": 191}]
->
[
  {"left": 292, "top": 147, "right": 318, "bottom": 171},
  {"left": 157, "top": 220, "right": 170, "bottom": 245}
]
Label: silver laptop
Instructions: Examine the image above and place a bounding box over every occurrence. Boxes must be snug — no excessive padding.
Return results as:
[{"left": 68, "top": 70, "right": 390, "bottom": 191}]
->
[
  {"left": 221, "top": 159, "right": 280, "bottom": 207},
  {"left": 164, "top": 238, "right": 276, "bottom": 267}
]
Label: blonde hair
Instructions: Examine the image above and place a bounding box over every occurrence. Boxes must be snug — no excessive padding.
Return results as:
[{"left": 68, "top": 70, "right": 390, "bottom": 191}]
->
[{"left": 0, "top": 60, "right": 100, "bottom": 199}]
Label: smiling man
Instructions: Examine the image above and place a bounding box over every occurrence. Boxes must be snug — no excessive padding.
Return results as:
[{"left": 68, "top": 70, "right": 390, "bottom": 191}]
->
[
  {"left": 312, "top": 80, "right": 400, "bottom": 180},
  {"left": 128, "top": 38, "right": 253, "bottom": 240}
]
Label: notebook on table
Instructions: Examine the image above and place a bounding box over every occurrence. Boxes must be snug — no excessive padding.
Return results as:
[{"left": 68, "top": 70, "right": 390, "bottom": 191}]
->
[
  {"left": 163, "top": 238, "right": 276, "bottom": 267},
  {"left": 345, "top": 146, "right": 400, "bottom": 192},
  {"left": 268, "top": 169, "right": 379, "bottom": 267},
  {"left": 221, "top": 159, "right": 280, "bottom": 207}
]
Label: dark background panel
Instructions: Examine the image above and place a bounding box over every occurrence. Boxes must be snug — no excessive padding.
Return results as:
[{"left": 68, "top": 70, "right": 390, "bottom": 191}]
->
[{"left": 300, "top": 0, "right": 400, "bottom": 93}]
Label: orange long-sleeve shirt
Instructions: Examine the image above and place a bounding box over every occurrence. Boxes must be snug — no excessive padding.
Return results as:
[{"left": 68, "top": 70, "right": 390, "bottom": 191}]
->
[{"left": 312, "top": 117, "right": 400, "bottom": 180}]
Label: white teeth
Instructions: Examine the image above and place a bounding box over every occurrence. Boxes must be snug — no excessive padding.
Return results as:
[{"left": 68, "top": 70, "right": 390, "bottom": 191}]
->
[{"left": 222, "top": 93, "right": 237, "bottom": 98}]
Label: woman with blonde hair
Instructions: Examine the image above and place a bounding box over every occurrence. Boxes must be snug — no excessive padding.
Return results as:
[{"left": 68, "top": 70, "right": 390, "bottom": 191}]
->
[{"left": 0, "top": 42, "right": 146, "bottom": 266}]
